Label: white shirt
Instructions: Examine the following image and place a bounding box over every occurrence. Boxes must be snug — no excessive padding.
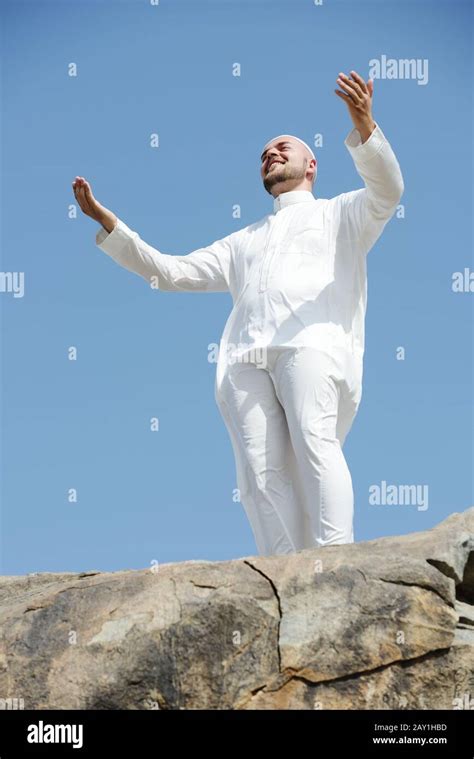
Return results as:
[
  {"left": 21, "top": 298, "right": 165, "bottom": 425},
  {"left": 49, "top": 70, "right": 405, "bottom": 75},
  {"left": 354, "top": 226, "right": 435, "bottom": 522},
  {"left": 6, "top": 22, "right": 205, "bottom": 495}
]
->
[{"left": 96, "top": 122, "right": 404, "bottom": 401}]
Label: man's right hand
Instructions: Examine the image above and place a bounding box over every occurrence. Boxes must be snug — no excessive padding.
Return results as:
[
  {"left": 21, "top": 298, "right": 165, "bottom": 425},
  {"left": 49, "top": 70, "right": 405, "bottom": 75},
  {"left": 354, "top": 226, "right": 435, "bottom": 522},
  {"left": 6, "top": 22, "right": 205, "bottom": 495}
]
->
[{"left": 72, "top": 176, "right": 117, "bottom": 233}]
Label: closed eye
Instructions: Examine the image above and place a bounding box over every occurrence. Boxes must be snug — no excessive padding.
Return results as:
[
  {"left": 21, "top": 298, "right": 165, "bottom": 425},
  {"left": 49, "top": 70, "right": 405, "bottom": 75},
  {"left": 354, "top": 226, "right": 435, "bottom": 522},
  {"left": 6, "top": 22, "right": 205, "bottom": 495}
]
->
[{"left": 261, "top": 143, "right": 291, "bottom": 163}]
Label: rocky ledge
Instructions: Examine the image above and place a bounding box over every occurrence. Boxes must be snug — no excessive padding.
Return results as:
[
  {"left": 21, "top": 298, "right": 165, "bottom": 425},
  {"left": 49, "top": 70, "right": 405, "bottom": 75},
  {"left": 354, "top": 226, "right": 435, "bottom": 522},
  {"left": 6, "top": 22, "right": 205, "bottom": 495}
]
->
[{"left": 0, "top": 508, "right": 473, "bottom": 709}]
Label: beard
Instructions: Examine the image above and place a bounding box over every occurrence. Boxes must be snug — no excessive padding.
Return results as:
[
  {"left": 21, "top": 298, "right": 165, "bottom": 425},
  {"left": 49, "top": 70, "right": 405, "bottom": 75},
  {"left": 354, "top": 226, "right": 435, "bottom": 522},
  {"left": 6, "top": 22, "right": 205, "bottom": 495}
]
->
[{"left": 263, "top": 158, "right": 308, "bottom": 194}]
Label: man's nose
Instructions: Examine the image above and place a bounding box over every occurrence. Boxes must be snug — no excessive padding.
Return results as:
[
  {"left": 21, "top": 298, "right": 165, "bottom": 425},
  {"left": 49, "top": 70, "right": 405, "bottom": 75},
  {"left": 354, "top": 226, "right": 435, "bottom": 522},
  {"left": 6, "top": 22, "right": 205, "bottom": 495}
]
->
[{"left": 264, "top": 151, "right": 279, "bottom": 167}]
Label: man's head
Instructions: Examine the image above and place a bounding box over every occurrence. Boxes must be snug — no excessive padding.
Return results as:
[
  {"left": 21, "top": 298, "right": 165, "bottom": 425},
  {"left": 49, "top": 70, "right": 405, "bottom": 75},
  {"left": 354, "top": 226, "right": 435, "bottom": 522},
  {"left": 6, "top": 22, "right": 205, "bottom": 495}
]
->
[{"left": 260, "top": 134, "right": 317, "bottom": 197}]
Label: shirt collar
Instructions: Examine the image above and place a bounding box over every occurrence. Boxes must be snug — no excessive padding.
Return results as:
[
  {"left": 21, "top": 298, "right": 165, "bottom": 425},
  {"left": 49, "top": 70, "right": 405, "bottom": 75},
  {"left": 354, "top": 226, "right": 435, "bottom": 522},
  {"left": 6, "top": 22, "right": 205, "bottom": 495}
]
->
[{"left": 273, "top": 189, "right": 316, "bottom": 214}]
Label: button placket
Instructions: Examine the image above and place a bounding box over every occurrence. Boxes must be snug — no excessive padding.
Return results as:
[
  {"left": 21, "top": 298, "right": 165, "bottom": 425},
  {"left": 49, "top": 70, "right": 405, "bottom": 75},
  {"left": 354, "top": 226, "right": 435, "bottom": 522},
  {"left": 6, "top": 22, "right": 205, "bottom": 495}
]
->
[{"left": 258, "top": 210, "right": 292, "bottom": 293}]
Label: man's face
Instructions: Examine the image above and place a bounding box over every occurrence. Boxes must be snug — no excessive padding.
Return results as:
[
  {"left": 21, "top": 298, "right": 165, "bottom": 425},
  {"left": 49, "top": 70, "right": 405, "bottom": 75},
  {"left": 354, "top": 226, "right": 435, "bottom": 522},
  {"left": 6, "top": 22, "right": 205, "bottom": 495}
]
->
[{"left": 260, "top": 137, "right": 314, "bottom": 195}]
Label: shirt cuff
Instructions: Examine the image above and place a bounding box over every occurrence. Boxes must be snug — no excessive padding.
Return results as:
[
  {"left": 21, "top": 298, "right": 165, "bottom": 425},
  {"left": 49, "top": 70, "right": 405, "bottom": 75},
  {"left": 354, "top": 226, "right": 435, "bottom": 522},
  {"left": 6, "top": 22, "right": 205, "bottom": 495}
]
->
[
  {"left": 95, "top": 217, "right": 136, "bottom": 254},
  {"left": 344, "top": 121, "right": 387, "bottom": 163}
]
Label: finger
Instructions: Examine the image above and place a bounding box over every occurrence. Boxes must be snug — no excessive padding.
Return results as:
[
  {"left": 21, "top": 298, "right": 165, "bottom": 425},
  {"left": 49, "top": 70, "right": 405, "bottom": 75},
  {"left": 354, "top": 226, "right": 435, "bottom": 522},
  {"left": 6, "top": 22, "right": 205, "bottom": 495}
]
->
[
  {"left": 349, "top": 70, "right": 368, "bottom": 93},
  {"left": 337, "top": 73, "right": 361, "bottom": 96},
  {"left": 334, "top": 88, "right": 351, "bottom": 102},
  {"left": 83, "top": 184, "right": 96, "bottom": 211},
  {"left": 77, "top": 185, "right": 88, "bottom": 209},
  {"left": 338, "top": 73, "right": 363, "bottom": 99},
  {"left": 336, "top": 78, "right": 360, "bottom": 104},
  {"left": 80, "top": 186, "right": 89, "bottom": 205}
]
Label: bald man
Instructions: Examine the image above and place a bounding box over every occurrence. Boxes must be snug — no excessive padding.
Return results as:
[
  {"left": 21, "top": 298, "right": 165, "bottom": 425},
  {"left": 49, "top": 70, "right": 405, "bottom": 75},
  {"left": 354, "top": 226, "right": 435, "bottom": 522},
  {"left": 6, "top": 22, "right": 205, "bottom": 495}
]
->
[{"left": 73, "top": 70, "right": 404, "bottom": 557}]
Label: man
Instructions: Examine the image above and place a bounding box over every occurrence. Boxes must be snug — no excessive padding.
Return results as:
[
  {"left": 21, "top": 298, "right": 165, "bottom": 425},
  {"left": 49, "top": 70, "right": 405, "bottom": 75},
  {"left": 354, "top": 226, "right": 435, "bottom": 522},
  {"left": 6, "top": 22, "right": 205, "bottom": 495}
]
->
[{"left": 73, "top": 70, "right": 404, "bottom": 557}]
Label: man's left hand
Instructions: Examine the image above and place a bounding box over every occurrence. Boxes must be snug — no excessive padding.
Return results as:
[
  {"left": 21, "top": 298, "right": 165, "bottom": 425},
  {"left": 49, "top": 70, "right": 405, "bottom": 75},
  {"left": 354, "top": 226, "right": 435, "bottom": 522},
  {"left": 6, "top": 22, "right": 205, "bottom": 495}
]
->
[{"left": 335, "top": 70, "right": 376, "bottom": 143}]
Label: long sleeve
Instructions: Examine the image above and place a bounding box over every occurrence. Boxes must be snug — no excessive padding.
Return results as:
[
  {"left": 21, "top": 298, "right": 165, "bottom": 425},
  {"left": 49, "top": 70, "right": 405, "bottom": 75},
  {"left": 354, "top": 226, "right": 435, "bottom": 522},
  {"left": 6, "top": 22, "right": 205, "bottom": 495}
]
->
[
  {"left": 336, "top": 121, "right": 404, "bottom": 254},
  {"left": 95, "top": 218, "right": 234, "bottom": 292}
]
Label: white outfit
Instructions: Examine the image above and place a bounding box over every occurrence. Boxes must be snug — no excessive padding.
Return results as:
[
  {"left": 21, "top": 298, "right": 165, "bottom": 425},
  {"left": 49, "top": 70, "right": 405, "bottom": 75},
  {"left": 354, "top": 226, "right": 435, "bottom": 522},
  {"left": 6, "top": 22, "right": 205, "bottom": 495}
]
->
[{"left": 95, "top": 122, "right": 404, "bottom": 556}]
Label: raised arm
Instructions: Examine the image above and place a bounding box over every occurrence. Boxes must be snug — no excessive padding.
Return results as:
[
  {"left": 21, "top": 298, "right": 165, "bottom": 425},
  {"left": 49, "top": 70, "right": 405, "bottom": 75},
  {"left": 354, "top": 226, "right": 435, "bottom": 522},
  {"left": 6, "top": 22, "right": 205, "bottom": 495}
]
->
[
  {"left": 72, "top": 177, "right": 232, "bottom": 292},
  {"left": 95, "top": 217, "right": 233, "bottom": 292},
  {"left": 334, "top": 71, "right": 404, "bottom": 253}
]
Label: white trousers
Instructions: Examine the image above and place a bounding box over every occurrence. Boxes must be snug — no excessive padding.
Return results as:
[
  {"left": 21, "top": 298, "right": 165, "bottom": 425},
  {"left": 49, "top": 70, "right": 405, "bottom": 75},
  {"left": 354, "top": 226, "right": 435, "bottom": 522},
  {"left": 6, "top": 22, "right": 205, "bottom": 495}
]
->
[{"left": 216, "top": 346, "right": 360, "bottom": 556}]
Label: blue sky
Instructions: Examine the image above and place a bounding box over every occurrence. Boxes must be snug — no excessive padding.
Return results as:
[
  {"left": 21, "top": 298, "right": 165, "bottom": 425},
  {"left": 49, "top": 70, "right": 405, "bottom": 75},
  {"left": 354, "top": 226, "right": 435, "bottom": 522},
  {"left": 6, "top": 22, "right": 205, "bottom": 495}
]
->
[{"left": 1, "top": 0, "right": 472, "bottom": 574}]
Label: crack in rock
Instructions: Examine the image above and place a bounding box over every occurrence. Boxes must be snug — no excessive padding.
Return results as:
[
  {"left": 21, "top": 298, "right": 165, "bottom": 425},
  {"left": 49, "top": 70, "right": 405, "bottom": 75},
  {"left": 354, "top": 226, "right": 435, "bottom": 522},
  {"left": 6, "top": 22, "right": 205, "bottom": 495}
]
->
[
  {"left": 189, "top": 581, "right": 218, "bottom": 590},
  {"left": 248, "top": 645, "right": 455, "bottom": 702},
  {"left": 243, "top": 560, "right": 282, "bottom": 672},
  {"left": 169, "top": 577, "right": 183, "bottom": 622},
  {"left": 376, "top": 577, "right": 453, "bottom": 607}
]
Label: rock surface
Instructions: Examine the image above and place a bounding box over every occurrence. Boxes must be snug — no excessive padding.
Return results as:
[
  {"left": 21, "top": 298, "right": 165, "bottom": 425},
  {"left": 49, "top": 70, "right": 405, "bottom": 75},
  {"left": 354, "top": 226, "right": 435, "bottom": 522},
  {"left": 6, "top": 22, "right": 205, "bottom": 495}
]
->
[{"left": 0, "top": 508, "right": 473, "bottom": 709}]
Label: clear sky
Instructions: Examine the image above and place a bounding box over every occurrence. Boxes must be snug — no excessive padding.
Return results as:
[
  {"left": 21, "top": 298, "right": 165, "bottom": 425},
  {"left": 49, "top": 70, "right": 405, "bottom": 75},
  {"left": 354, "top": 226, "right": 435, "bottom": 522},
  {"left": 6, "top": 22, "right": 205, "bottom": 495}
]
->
[{"left": 1, "top": 0, "right": 472, "bottom": 574}]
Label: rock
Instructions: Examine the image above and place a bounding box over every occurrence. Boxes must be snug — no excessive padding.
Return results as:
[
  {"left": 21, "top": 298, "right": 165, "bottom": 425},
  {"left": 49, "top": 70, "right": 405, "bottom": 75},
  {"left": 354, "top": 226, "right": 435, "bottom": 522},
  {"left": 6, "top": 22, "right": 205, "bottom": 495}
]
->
[{"left": 0, "top": 508, "right": 472, "bottom": 710}]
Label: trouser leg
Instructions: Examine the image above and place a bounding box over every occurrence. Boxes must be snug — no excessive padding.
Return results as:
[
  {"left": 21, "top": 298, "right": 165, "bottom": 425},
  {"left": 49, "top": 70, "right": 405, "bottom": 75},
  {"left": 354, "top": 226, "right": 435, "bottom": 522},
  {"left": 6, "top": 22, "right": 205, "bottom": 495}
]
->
[
  {"left": 216, "top": 359, "right": 307, "bottom": 556},
  {"left": 270, "top": 346, "right": 356, "bottom": 547}
]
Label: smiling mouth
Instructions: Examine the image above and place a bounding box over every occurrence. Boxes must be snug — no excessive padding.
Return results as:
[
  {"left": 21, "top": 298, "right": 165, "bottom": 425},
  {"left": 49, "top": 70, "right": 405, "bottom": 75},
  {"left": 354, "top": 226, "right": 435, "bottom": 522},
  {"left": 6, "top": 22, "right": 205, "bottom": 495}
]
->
[{"left": 267, "top": 161, "right": 284, "bottom": 172}]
